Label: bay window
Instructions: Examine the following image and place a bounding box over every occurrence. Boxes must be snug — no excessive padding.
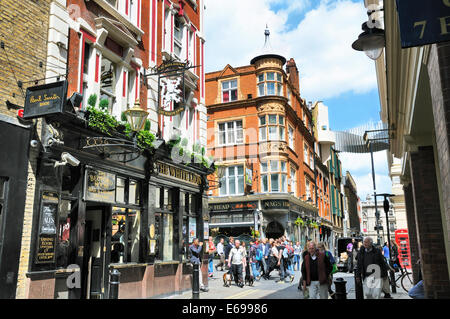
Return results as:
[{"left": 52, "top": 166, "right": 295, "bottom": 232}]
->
[
  {"left": 222, "top": 79, "right": 238, "bottom": 102},
  {"left": 257, "top": 72, "right": 283, "bottom": 96},
  {"left": 219, "top": 165, "right": 245, "bottom": 196},
  {"left": 218, "top": 120, "right": 243, "bottom": 145},
  {"left": 260, "top": 160, "right": 287, "bottom": 193},
  {"left": 259, "top": 114, "right": 285, "bottom": 141}
]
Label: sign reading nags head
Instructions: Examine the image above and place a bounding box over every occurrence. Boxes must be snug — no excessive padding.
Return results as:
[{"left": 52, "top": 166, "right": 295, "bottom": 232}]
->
[
  {"left": 396, "top": 0, "right": 450, "bottom": 48},
  {"left": 23, "top": 80, "right": 68, "bottom": 119}
]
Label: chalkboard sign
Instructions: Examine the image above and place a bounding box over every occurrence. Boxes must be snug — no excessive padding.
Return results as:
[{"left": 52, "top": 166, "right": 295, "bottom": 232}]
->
[
  {"left": 35, "top": 192, "right": 58, "bottom": 264},
  {"left": 84, "top": 168, "right": 116, "bottom": 203},
  {"left": 23, "top": 80, "right": 68, "bottom": 119},
  {"left": 36, "top": 235, "right": 56, "bottom": 263}
]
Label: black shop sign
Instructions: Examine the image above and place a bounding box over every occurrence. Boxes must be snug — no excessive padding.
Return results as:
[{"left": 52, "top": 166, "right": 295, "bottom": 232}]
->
[
  {"left": 84, "top": 168, "right": 116, "bottom": 204},
  {"left": 396, "top": 0, "right": 450, "bottom": 48},
  {"left": 23, "top": 80, "right": 68, "bottom": 119}
]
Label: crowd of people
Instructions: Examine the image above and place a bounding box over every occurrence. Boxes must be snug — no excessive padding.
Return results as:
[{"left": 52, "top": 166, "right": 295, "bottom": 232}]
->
[
  {"left": 205, "top": 235, "right": 339, "bottom": 299},
  {"left": 189, "top": 235, "right": 412, "bottom": 299}
]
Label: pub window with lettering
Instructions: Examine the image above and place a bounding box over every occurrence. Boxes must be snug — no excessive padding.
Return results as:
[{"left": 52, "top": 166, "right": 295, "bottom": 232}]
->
[{"left": 110, "top": 178, "right": 142, "bottom": 264}]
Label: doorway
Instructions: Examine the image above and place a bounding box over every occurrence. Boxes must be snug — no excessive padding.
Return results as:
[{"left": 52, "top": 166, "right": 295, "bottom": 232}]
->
[
  {"left": 81, "top": 205, "right": 111, "bottom": 299},
  {"left": 265, "top": 221, "right": 284, "bottom": 239}
]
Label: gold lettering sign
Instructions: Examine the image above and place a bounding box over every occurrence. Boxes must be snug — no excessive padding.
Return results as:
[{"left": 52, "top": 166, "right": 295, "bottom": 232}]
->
[{"left": 155, "top": 162, "right": 202, "bottom": 186}]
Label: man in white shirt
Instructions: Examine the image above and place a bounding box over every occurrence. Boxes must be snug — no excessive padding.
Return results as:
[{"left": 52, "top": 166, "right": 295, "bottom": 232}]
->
[
  {"left": 215, "top": 238, "right": 225, "bottom": 271},
  {"left": 228, "top": 240, "right": 246, "bottom": 287}
]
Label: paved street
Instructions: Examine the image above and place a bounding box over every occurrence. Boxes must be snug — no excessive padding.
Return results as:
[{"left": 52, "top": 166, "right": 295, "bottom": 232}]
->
[{"left": 166, "top": 261, "right": 412, "bottom": 299}]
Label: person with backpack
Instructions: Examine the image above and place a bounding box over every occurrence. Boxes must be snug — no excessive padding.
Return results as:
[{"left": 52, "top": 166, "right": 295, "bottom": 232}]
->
[
  {"left": 277, "top": 240, "right": 295, "bottom": 283},
  {"left": 249, "top": 240, "right": 261, "bottom": 280},
  {"left": 318, "top": 242, "right": 338, "bottom": 298}
]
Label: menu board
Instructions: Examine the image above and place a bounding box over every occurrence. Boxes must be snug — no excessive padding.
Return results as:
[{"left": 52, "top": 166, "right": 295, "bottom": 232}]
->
[
  {"left": 85, "top": 168, "right": 116, "bottom": 203},
  {"left": 36, "top": 235, "right": 56, "bottom": 263},
  {"left": 35, "top": 192, "right": 58, "bottom": 264}
]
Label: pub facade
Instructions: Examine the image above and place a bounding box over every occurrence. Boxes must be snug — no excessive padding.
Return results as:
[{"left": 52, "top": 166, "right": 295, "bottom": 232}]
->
[{"left": 15, "top": 0, "right": 209, "bottom": 299}]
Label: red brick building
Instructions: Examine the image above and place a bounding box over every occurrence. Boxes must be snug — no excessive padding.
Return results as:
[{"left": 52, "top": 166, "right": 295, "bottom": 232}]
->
[{"left": 205, "top": 30, "right": 326, "bottom": 245}]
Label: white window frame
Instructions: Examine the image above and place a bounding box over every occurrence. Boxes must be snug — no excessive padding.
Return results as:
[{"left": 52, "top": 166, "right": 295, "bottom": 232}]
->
[
  {"left": 290, "top": 167, "right": 297, "bottom": 197},
  {"left": 259, "top": 114, "right": 285, "bottom": 142},
  {"left": 218, "top": 120, "right": 244, "bottom": 146},
  {"left": 219, "top": 165, "right": 245, "bottom": 196},
  {"left": 260, "top": 160, "right": 287, "bottom": 193},
  {"left": 288, "top": 125, "right": 294, "bottom": 150},
  {"left": 221, "top": 79, "right": 238, "bottom": 103},
  {"left": 257, "top": 72, "right": 283, "bottom": 97}
]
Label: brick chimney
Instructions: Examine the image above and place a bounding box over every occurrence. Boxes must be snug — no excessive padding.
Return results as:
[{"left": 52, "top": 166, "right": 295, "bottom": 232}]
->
[{"left": 286, "top": 58, "right": 300, "bottom": 93}]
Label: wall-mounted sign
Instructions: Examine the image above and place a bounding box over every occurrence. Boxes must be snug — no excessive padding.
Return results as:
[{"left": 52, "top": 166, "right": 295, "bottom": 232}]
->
[
  {"left": 189, "top": 218, "right": 197, "bottom": 243},
  {"left": 245, "top": 168, "right": 253, "bottom": 186},
  {"left": 84, "top": 168, "right": 116, "bottom": 203},
  {"left": 36, "top": 235, "right": 56, "bottom": 263},
  {"left": 209, "top": 201, "right": 258, "bottom": 212},
  {"left": 263, "top": 199, "right": 290, "bottom": 210},
  {"left": 23, "top": 80, "right": 68, "bottom": 119},
  {"left": 155, "top": 161, "right": 202, "bottom": 186},
  {"left": 396, "top": 0, "right": 450, "bottom": 48}
]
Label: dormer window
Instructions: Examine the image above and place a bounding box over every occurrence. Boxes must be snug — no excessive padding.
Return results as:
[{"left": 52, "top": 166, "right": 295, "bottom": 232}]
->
[{"left": 222, "top": 79, "right": 238, "bottom": 102}]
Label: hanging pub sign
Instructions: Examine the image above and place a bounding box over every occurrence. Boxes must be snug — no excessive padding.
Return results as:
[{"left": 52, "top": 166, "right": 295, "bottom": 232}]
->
[
  {"left": 23, "top": 80, "right": 68, "bottom": 119},
  {"left": 147, "top": 59, "right": 191, "bottom": 116},
  {"left": 396, "top": 0, "right": 450, "bottom": 48}
]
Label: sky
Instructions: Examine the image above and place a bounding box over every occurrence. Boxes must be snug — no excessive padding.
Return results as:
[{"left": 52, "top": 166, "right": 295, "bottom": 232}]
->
[{"left": 204, "top": 0, "right": 392, "bottom": 200}]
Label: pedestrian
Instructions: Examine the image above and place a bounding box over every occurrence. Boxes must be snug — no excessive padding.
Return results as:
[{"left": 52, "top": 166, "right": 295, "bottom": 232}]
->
[
  {"left": 215, "top": 238, "right": 226, "bottom": 271},
  {"left": 279, "top": 241, "right": 295, "bottom": 283},
  {"left": 293, "top": 241, "right": 301, "bottom": 271},
  {"left": 382, "top": 242, "right": 390, "bottom": 265},
  {"left": 378, "top": 245, "right": 393, "bottom": 299},
  {"left": 249, "top": 240, "right": 261, "bottom": 280},
  {"left": 189, "top": 238, "right": 208, "bottom": 292},
  {"left": 227, "top": 239, "right": 246, "bottom": 287},
  {"left": 318, "top": 242, "right": 338, "bottom": 299},
  {"left": 298, "top": 240, "right": 311, "bottom": 290},
  {"left": 301, "top": 241, "right": 332, "bottom": 299},
  {"left": 261, "top": 238, "right": 272, "bottom": 279},
  {"left": 265, "top": 240, "right": 279, "bottom": 280},
  {"left": 224, "top": 236, "right": 234, "bottom": 270},
  {"left": 355, "top": 237, "right": 388, "bottom": 299},
  {"left": 208, "top": 236, "right": 216, "bottom": 277},
  {"left": 391, "top": 239, "right": 402, "bottom": 273},
  {"left": 346, "top": 239, "right": 355, "bottom": 273}
]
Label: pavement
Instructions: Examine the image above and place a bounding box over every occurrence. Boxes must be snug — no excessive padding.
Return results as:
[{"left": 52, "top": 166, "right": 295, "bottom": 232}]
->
[{"left": 164, "top": 261, "right": 412, "bottom": 300}]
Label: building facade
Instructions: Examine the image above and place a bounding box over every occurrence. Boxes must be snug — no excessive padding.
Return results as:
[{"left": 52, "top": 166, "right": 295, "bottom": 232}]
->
[
  {"left": 343, "top": 171, "right": 361, "bottom": 237},
  {"left": 205, "top": 32, "right": 327, "bottom": 247},
  {"left": 0, "top": 0, "right": 55, "bottom": 299},
  {"left": 370, "top": 0, "right": 450, "bottom": 297},
  {"left": 360, "top": 196, "right": 396, "bottom": 244},
  {"left": 8, "top": 0, "right": 209, "bottom": 299}
]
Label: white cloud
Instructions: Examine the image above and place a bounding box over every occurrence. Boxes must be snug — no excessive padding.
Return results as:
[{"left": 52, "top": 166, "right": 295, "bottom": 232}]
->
[{"left": 204, "top": 0, "right": 377, "bottom": 100}]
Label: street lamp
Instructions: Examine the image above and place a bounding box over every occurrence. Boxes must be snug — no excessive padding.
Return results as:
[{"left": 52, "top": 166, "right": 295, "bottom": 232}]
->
[
  {"left": 124, "top": 100, "right": 149, "bottom": 132},
  {"left": 352, "top": 22, "right": 385, "bottom": 60}
]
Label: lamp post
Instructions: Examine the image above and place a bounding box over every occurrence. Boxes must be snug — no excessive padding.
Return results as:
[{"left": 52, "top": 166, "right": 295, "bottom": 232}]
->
[{"left": 376, "top": 193, "right": 397, "bottom": 293}]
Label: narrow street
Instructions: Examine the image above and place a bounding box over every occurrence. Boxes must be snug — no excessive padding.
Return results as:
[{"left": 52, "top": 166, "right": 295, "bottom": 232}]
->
[{"left": 166, "top": 262, "right": 411, "bottom": 300}]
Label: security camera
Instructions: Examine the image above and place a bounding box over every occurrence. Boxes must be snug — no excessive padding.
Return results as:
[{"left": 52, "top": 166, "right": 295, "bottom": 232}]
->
[
  {"left": 30, "top": 140, "right": 39, "bottom": 148},
  {"left": 61, "top": 152, "right": 80, "bottom": 167}
]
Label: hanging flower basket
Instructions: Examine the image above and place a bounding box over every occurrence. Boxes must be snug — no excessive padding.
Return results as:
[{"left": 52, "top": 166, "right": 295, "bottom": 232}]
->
[{"left": 294, "top": 217, "right": 305, "bottom": 227}]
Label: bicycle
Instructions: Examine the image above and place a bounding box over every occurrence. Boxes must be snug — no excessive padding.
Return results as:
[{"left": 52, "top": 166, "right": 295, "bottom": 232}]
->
[{"left": 391, "top": 263, "right": 413, "bottom": 293}]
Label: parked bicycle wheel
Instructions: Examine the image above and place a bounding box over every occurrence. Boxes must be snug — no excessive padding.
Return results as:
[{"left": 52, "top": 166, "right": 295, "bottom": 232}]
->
[{"left": 401, "top": 271, "right": 413, "bottom": 293}]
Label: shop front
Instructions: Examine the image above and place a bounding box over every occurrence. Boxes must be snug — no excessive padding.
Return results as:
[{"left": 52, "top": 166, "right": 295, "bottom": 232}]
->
[
  {"left": 23, "top": 97, "right": 209, "bottom": 299},
  {"left": 208, "top": 195, "right": 320, "bottom": 245}
]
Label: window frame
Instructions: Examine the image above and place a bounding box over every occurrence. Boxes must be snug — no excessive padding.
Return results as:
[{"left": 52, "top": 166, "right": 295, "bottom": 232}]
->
[
  {"left": 221, "top": 79, "right": 238, "bottom": 103},
  {"left": 260, "top": 160, "right": 287, "bottom": 193},
  {"left": 259, "top": 114, "right": 286, "bottom": 142},
  {"left": 257, "top": 72, "right": 283, "bottom": 97},
  {"left": 218, "top": 119, "right": 244, "bottom": 146},
  {"left": 219, "top": 165, "right": 245, "bottom": 196}
]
